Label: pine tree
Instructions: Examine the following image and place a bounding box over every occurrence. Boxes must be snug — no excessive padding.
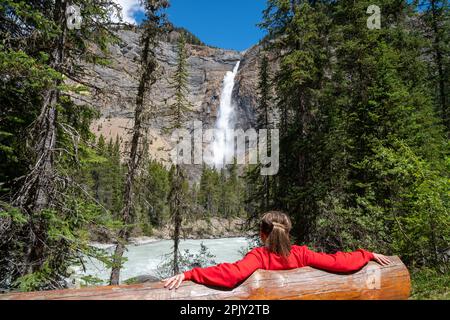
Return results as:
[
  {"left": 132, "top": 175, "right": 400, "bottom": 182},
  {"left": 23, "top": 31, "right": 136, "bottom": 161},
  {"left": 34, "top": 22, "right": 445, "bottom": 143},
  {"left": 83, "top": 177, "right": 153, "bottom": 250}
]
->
[
  {"left": 166, "top": 33, "right": 193, "bottom": 275},
  {"left": 168, "top": 165, "right": 190, "bottom": 274},
  {"left": 245, "top": 53, "right": 275, "bottom": 220},
  {"left": 261, "top": 0, "right": 332, "bottom": 242},
  {"left": 166, "top": 34, "right": 193, "bottom": 130},
  {"left": 110, "top": 0, "right": 169, "bottom": 285},
  {"left": 0, "top": 0, "right": 120, "bottom": 290}
]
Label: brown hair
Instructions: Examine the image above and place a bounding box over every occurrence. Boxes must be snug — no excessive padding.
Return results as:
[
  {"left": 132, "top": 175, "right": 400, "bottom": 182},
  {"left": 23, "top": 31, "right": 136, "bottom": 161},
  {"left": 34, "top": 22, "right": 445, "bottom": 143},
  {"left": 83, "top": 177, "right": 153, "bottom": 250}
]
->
[{"left": 260, "top": 211, "right": 292, "bottom": 258}]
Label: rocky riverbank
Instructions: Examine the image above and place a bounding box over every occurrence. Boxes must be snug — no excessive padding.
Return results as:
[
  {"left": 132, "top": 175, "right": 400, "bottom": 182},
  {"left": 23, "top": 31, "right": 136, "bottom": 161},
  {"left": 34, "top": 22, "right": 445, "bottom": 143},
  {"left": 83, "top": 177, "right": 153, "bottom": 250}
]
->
[
  {"left": 90, "top": 217, "right": 253, "bottom": 245},
  {"left": 152, "top": 217, "right": 253, "bottom": 240}
]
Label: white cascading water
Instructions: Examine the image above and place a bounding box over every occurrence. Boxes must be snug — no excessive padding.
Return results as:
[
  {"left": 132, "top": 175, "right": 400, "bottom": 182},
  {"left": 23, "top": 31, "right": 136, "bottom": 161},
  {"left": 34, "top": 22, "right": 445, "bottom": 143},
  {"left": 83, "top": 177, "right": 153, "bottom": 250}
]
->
[{"left": 212, "top": 61, "right": 241, "bottom": 168}]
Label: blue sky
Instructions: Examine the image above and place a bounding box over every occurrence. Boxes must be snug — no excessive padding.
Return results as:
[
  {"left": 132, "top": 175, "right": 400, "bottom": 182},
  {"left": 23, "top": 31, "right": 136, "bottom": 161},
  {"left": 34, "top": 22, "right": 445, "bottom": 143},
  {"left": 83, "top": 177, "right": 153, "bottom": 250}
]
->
[
  {"left": 116, "top": 0, "right": 430, "bottom": 51},
  {"left": 134, "top": 0, "right": 267, "bottom": 51}
]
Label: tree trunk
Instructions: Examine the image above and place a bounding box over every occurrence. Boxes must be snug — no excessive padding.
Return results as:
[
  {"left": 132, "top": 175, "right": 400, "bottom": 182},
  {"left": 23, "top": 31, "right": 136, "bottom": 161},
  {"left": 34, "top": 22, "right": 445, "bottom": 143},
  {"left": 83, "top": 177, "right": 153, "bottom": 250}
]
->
[
  {"left": 171, "top": 165, "right": 184, "bottom": 275},
  {"left": 109, "top": 31, "right": 156, "bottom": 285},
  {"left": 13, "top": 0, "right": 67, "bottom": 276},
  {"left": 1, "top": 257, "right": 411, "bottom": 300}
]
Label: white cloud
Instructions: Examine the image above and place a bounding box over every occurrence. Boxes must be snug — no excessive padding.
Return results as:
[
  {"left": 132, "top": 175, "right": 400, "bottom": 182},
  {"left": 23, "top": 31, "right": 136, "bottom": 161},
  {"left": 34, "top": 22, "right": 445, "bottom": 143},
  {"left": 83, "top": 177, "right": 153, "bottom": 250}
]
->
[{"left": 112, "top": 0, "right": 144, "bottom": 24}]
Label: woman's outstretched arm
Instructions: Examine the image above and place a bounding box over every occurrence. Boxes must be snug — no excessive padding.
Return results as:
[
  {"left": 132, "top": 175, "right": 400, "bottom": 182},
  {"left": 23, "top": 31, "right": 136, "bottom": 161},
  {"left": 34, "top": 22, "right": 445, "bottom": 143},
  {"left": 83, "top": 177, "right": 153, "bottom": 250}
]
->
[
  {"left": 164, "top": 249, "right": 262, "bottom": 290},
  {"left": 303, "top": 247, "right": 392, "bottom": 273}
]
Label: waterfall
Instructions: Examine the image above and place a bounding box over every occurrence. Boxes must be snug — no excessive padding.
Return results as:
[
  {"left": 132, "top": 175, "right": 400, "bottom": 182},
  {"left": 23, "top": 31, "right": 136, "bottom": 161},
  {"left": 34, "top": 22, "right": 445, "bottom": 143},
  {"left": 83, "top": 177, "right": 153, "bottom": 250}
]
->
[{"left": 212, "top": 61, "right": 241, "bottom": 168}]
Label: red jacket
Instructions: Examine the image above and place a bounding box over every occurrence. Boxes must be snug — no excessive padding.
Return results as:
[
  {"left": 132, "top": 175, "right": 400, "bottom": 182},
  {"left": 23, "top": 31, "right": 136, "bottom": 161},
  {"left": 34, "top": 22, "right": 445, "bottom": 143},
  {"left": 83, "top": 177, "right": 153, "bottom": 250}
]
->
[{"left": 184, "top": 245, "right": 375, "bottom": 289}]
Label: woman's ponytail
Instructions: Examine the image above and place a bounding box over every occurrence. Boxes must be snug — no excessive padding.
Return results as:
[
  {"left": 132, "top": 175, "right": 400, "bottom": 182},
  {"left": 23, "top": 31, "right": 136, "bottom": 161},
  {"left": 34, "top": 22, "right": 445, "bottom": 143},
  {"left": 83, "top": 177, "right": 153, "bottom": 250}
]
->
[{"left": 260, "top": 211, "right": 292, "bottom": 258}]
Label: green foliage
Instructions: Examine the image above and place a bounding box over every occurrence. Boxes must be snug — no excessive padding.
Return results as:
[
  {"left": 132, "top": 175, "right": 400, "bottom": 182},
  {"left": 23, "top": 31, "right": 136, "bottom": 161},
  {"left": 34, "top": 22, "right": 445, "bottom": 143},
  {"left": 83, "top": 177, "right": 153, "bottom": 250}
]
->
[
  {"left": 136, "top": 160, "right": 170, "bottom": 228},
  {"left": 0, "top": 0, "right": 122, "bottom": 291},
  {"left": 0, "top": 48, "right": 61, "bottom": 194},
  {"left": 199, "top": 166, "right": 221, "bottom": 215},
  {"left": 79, "top": 275, "right": 105, "bottom": 287},
  {"left": 0, "top": 203, "right": 27, "bottom": 225},
  {"left": 166, "top": 33, "right": 193, "bottom": 131},
  {"left": 360, "top": 141, "right": 450, "bottom": 266},
  {"left": 411, "top": 268, "right": 450, "bottom": 300},
  {"left": 238, "top": 236, "right": 263, "bottom": 258},
  {"left": 0, "top": 196, "right": 115, "bottom": 291},
  {"left": 421, "top": 0, "right": 450, "bottom": 132},
  {"left": 156, "top": 243, "right": 217, "bottom": 279},
  {"left": 13, "top": 262, "right": 54, "bottom": 292},
  {"left": 76, "top": 135, "right": 125, "bottom": 219},
  {"left": 165, "top": 23, "right": 206, "bottom": 46},
  {"left": 257, "top": 0, "right": 450, "bottom": 271},
  {"left": 219, "top": 162, "right": 246, "bottom": 218},
  {"left": 199, "top": 164, "right": 245, "bottom": 218}
]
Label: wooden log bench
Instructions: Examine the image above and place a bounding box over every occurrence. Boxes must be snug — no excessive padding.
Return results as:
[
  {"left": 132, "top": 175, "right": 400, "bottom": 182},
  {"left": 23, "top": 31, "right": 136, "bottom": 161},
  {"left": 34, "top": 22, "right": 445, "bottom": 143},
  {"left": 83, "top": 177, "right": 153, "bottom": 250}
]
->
[{"left": 0, "top": 256, "right": 410, "bottom": 300}]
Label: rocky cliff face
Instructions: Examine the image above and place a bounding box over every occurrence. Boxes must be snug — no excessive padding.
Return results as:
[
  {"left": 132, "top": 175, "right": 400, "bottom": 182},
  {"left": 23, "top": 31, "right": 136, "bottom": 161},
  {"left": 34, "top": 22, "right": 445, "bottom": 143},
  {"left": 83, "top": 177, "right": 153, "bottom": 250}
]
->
[
  {"left": 233, "top": 45, "right": 262, "bottom": 130},
  {"left": 77, "top": 27, "right": 263, "bottom": 179}
]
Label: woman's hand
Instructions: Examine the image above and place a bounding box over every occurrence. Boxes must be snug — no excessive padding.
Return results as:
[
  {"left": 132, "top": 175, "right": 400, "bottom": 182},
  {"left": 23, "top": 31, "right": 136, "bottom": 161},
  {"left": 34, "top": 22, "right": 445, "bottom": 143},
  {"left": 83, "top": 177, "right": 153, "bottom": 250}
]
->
[
  {"left": 163, "top": 273, "right": 185, "bottom": 290},
  {"left": 372, "top": 253, "right": 393, "bottom": 266}
]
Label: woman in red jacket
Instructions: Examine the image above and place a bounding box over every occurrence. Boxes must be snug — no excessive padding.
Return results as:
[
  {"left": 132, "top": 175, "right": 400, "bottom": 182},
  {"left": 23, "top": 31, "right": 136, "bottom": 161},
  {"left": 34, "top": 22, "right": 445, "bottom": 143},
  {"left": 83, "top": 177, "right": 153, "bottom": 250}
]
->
[{"left": 164, "top": 211, "right": 392, "bottom": 290}]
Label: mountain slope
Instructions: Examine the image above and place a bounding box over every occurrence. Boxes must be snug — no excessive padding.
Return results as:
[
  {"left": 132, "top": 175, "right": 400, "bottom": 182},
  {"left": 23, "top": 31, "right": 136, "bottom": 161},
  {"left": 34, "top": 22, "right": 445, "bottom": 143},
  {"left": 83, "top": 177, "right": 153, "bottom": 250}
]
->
[{"left": 73, "top": 27, "right": 264, "bottom": 179}]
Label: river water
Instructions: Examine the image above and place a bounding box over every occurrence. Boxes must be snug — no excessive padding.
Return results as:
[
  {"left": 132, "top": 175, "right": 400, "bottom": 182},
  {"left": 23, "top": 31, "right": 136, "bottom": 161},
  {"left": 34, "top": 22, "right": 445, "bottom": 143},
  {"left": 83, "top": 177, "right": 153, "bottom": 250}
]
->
[
  {"left": 71, "top": 63, "right": 248, "bottom": 286},
  {"left": 71, "top": 237, "right": 249, "bottom": 285}
]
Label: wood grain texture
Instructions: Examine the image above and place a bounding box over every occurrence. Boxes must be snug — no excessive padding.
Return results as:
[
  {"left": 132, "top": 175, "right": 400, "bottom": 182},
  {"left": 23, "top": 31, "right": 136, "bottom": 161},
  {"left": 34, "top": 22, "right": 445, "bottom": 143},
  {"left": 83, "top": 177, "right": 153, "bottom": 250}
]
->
[{"left": 0, "top": 256, "right": 410, "bottom": 300}]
